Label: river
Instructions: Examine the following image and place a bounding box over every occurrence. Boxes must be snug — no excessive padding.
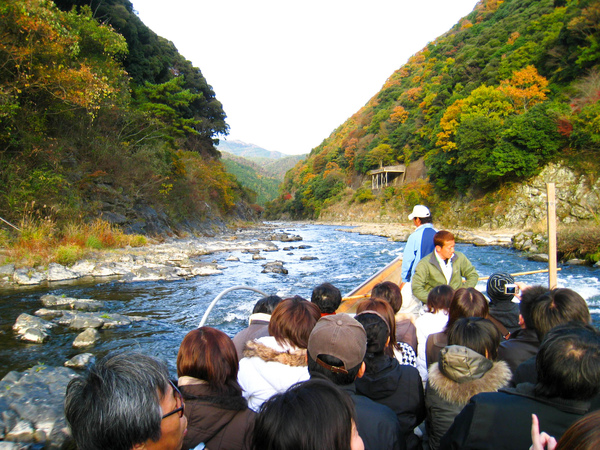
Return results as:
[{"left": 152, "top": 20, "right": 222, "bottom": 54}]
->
[{"left": 1, "top": 223, "right": 599, "bottom": 378}]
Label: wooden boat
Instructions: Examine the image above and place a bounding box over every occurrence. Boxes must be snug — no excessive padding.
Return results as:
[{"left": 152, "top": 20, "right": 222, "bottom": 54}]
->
[{"left": 337, "top": 255, "right": 403, "bottom": 314}]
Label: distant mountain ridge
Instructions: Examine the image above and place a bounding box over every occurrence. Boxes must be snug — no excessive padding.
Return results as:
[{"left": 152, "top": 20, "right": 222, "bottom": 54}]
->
[{"left": 218, "top": 140, "right": 289, "bottom": 159}]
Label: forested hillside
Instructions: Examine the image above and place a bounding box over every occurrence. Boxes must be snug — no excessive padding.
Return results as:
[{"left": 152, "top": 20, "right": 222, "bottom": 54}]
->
[
  {"left": 0, "top": 0, "right": 250, "bottom": 243},
  {"left": 267, "top": 0, "right": 600, "bottom": 220},
  {"left": 221, "top": 153, "right": 281, "bottom": 207}
]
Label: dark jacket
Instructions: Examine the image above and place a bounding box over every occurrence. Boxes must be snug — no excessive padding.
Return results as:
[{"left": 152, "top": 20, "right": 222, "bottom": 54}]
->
[
  {"left": 356, "top": 353, "right": 425, "bottom": 450},
  {"left": 488, "top": 301, "right": 520, "bottom": 334},
  {"left": 498, "top": 328, "right": 540, "bottom": 375},
  {"left": 425, "top": 346, "right": 512, "bottom": 450},
  {"left": 340, "top": 382, "right": 405, "bottom": 450},
  {"left": 439, "top": 383, "right": 595, "bottom": 450},
  {"left": 178, "top": 379, "right": 256, "bottom": 450}
]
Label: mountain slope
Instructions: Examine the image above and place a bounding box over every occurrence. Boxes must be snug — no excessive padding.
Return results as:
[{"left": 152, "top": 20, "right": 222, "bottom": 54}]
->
[{"left": 267, "top": 0, "right": 600, "bottom": 220}]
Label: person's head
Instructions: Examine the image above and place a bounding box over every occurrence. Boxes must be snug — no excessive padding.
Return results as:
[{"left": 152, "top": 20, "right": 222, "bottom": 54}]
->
[
  {"left": 64, "top": 352, "right": 187, "bottom": 450},
  {"left": 355, "top": 311, "right": 390, "bottom": 359},
  {"left": 177, "top": 327, "right": 241, "bottom": 396},
  {"left": 356, "top": 298, "right": 397, "bottom": 356},
  {"left": 427, "top": 285, "right": 454, "bottom": 314},
  {"left": 253, "top": 295, "right": 283, "bottom": 315},
  {"left": 311, "top": 283, "right": 342, "bottom": 315},
  {"left": 535, "top": 323, "right": 600, "bottom": 401},
  {"left": 408, "top": 205, "right": 432, "bottom": 226},
  {"left": 269, "top": 297, "right": 321, "bottom": 349},
  {"left": 519, "top": 285, "right": 550, "bottom": 329},
  {"left": 307, "top": 314, "right": 367, "bottom": 386},
  {"left": 448, "top": 317, "right": 502, "bottom": 360},
  {"left": 486, "top": 272, "right": 515, "bottom": 303},
  {"left": 556, "top": 410, "right": 600, "bottom": 450},
  {"left": 445, "top": 287, "right": 489, "bottom": 332},
  {"left": 434, "top": 230, "right": 455, "bottom": 260},
  {"left": 251, "top": 378, "right": 364, "bottom": 450},
  {"left": 371, "top": 281, "right": 402, "bottom": 314},
  {"left": 530, "top": 288, "right": 591, "bottom": 341}
]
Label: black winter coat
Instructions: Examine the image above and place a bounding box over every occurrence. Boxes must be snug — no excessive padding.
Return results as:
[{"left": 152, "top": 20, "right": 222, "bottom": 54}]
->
[
  {"left": 356, "top": 353, "right": 425, "bottom": 450},
  {"left": 439, "top": 383, "right": 595, "bottom": 450}
]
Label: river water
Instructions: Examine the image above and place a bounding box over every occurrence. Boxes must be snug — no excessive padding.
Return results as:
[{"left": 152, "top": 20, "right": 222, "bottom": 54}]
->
[{"left": 1, "top": 223, "right": 599, "bottom": 378}]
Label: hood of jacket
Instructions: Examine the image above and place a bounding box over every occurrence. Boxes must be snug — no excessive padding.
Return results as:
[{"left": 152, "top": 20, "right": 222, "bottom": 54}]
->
[
  {"left": 243, "top": 338, "right": 307, "bottom": 367},
  {"left": 428, "top": 345, "right": 512, "bottom": 405}
]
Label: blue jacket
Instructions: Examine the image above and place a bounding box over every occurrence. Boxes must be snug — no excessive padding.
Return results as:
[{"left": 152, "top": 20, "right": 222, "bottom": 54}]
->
[{"left": 401, "top": 224, "right": 436, "bottom": 282}]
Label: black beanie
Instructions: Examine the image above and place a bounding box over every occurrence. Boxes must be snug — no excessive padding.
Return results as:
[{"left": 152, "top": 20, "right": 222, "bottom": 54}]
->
[{"left": 486, "top": 272, "right": 515, "bottom": 303}]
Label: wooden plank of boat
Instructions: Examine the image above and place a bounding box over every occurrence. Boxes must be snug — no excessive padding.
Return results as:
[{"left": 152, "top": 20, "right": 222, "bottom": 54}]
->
[{"left": 337, "top": 255, "right": 403, "bottom": 314}]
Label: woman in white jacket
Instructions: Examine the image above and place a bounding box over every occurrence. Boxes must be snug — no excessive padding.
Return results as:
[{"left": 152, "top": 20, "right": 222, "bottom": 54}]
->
[
  {"left": 238, "top": 296, "right": 320, "bottom": 411},
  {"left": 415, "top": 285, "right": 453, "bottom": 384}
]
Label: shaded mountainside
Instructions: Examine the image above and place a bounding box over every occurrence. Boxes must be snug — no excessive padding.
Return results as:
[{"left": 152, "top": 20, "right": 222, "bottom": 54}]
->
[
  {"left": 267, "top": 0, "right": 600, "bottom": 224},
  {"left": 220, "top": 146, "right": 306, "bottom": 206},
  {"left": 1, "top": 0, "right": 256, "bottom": 241},
  {"left": 221, "top": 153, "right": 281, "bottom": 206}
]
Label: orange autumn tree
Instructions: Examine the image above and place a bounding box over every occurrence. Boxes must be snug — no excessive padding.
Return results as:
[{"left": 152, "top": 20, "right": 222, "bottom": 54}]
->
[{"left": 498, "top": 65, "right": 549, "bottom": 111}]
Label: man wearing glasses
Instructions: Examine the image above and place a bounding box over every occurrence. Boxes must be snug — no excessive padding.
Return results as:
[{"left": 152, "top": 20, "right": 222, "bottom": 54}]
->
[{"left": 64, "top": 352, "right": 188, "bottom": 450}]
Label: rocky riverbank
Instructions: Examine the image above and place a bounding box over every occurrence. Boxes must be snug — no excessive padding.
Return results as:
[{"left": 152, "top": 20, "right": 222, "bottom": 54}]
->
[{"left": 0, "top": 225, "right": 304, "bottom": 290}]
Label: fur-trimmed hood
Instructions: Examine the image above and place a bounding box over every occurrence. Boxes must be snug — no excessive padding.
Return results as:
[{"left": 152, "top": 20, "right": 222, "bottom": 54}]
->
[
  {"left": 243, "top": 337, "right": 307, "bottom": 367},
  {"left": 428, "top": 345, "right": 512, "bottom": 405}
]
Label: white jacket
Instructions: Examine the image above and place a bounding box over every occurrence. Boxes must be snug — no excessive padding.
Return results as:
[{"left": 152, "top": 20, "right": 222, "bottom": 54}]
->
[
  {"left": 415, "top": 311, "right": 448, "bottom": 383},
  {"left": 238, "top": 336, "right": 309, "bottom": 411}
]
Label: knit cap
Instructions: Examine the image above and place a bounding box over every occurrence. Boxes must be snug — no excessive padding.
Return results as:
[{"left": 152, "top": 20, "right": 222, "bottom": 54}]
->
[{"left": 486, "top": 272, "right": 515, "bottom": 303}]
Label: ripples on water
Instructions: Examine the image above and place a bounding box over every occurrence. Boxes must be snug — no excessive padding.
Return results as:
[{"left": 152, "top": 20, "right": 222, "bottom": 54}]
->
[{"left": 0, "top": 223, "right": 599, "bottom": 377}]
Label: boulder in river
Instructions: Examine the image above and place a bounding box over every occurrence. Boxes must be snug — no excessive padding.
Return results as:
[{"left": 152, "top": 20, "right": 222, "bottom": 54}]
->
[
  {"left": 300, "top": 256, "right": 318, "bottom": 261},
  {"left": 41, "top": 294, "right": 105, "bottom": 311},
  {"left": 12, "top": 314, "right": 54, "bottom": 343},
  {"left": 64, "top": 353, "right": 95, "bottom": 369},
  {"left": 0, "top": 365, "right": 76, "bottom": 448},
  {"left": 261, "top": 261, "right": 288, "bottom": 274},
  {"left": 72, "top": 328, "right": 100, "bottom": 348}
]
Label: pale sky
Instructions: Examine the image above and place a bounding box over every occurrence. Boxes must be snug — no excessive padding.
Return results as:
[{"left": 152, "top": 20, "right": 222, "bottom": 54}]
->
[{"left": 133, "top": 0, "right": 480, "bottom": 155}]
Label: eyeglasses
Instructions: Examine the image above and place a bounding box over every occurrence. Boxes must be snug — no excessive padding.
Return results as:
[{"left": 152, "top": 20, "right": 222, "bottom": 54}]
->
[{"left": 161, "top": 380, "right": 185, "bottom": 420}]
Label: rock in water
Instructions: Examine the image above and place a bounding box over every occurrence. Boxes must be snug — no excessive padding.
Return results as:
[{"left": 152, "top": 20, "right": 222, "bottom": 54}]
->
[
  {"left": 261, "top": 261, "right": 288, "bottom": 274},
  {"left": 72, "top": 328, "right": 100, "bottom": 348}
]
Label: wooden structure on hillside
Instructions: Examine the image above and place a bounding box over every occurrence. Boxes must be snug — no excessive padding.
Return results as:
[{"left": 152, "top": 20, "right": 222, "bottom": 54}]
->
[{"left": 368, "top": 163, "right": 406, "bottom": 190}]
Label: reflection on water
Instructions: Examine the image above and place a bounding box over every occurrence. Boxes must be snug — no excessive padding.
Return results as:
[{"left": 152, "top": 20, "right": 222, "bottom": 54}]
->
[{"left": 1, "top": 223, "right": 599, "bottom": 377}]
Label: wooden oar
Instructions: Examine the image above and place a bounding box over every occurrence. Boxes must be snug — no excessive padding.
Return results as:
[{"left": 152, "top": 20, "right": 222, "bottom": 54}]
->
[{"left": 478, "top": 268, "right": 561, "bottom": 281}]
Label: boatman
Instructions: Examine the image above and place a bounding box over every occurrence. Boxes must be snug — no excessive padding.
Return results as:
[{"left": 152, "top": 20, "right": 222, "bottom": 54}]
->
[
  {"left": 411, "top": 230, "right": 478, "bottom": 303},
  {"left": 400, "top": 205, "right": 436, "bottom": 316}
]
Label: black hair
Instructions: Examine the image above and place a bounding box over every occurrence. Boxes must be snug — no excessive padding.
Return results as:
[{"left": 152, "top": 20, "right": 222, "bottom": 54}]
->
[
  {"left": 420, "top": 216, "right": 433, "bottom": 224},
  {"left": 251, "top": 378, "right": 356, "bottom": 450},
  {"left": 64, "top": 352, "right": 170, "bottom": 450},
  {"left": 427, "top": 284, "right": 454, "bottom": 314},
  {"left": 530, "top": 288, "right": 591, "bottom": 341},
  {"left": 253, "top": 295, "right": 283, "bottom": 315},
  {"left": 307, "top": 353, "right": 362, "bottom": 386},
  {"left": 535, "top": 323, "right": 600, "bottom": 400},
  {"left": 519, "top": 285, "right": 550, "bottom": 329},
  {"left": 311, "top": 283, "right": 342, "bottom": 314},
  {"left": 371, "top": 282, "right": 402, "bottom": 313},
  {"left": 355, "top": 313, "right": 389, "bottom": 357},
  {"left": 447, "top": 317, "right": 502, "bottom": 360}
]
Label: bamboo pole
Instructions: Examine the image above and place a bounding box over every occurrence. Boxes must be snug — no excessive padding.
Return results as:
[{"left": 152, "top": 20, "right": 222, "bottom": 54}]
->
[
  {"left": 547, "top": 183, "right": 558, "bottom": 289},
  {"left": 478, "top": 268, "right": 561, "bottom": 281}
]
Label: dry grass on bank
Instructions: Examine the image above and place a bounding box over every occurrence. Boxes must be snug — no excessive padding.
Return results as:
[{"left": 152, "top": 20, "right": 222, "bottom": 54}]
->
[{"left": 0, "top": 217, "right": 147, "bottom": 268}]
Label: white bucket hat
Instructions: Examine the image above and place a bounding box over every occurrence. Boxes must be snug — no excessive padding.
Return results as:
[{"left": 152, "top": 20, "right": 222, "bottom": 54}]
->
[{"left": 408, "top": 205, "right": 431, "bottom": 220}]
